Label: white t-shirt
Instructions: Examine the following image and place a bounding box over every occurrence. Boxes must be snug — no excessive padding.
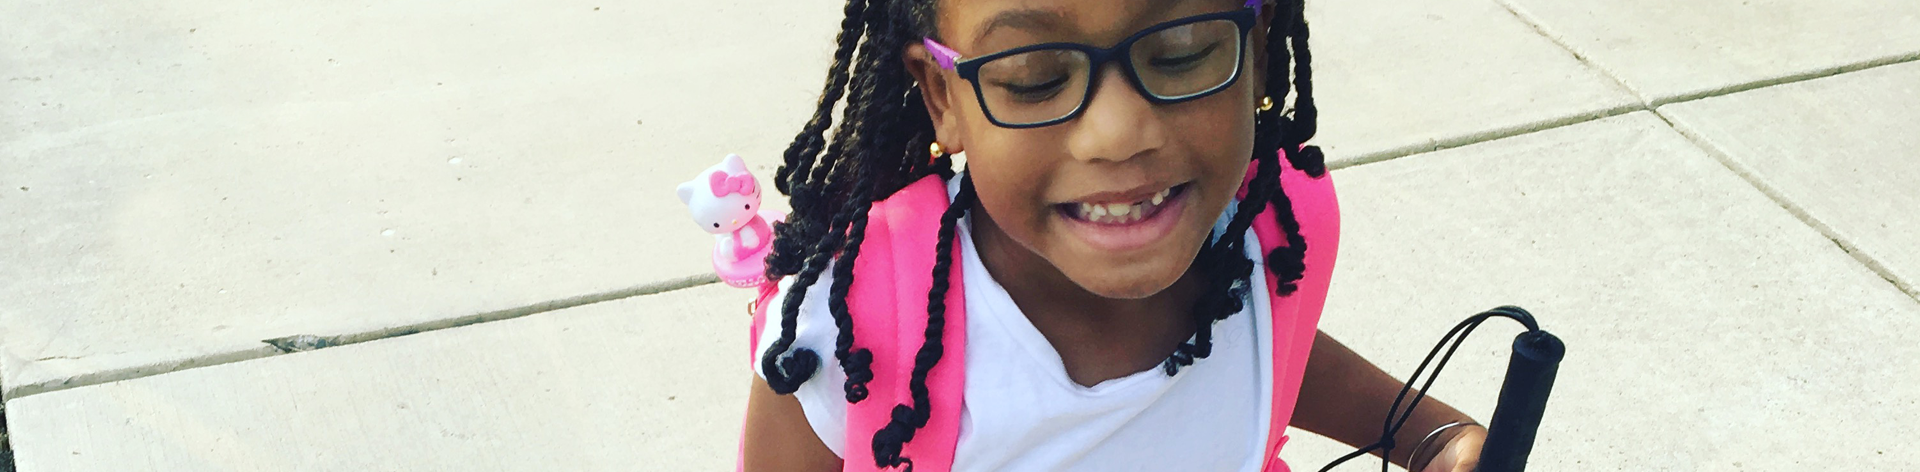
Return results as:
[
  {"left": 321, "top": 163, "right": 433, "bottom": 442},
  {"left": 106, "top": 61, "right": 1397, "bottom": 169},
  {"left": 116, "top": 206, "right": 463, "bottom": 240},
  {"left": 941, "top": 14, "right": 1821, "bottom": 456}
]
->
[{"left": 755, "top": 175, "right": 1279, "bottom": 472}]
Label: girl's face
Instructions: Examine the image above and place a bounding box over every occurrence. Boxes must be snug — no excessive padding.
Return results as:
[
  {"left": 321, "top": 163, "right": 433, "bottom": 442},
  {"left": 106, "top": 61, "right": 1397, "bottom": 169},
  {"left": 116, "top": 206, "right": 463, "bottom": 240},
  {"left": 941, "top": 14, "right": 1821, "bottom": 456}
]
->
[{"left": 910, "top": 0, "right": 1267, "bottom": 299}]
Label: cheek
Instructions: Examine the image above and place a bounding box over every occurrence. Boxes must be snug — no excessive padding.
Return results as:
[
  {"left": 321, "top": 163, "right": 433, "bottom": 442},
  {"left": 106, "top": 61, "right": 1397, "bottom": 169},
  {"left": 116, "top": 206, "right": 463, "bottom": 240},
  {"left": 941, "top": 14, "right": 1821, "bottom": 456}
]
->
[
  {"left": 961, "top": 130, "right": 1066, "bottom": 233},
  {"left": 1183, "top": 91, "right": 1258, "bottom": 161},
  {"left": 970, "top": 161, "right": 1054, "bottom": 233},
  {"left": 1172, "top": 96, "right": 1259, "bottom": 199}
]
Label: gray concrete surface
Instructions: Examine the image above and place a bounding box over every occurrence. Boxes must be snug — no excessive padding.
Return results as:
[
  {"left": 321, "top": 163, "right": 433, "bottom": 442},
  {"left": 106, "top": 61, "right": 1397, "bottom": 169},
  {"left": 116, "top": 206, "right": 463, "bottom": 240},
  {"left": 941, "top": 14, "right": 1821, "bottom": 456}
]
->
[
  {"left": 1502, "top": 0, "right": 1920, "bottom": 104},
  {"left": 1306, "top": 0, "right": 1638, "bottom": 165},
  {"left": 1, "top": 0, "right": 835, "bottom": 398},
  {"left": 1660, "top": 61, "right": 1920, "bottom": 298},
  {"left": 5, "top": 0, "right": 1920, "bottom": 470},
  {"left": 6, "top": 283, "right": 752, "bottom": 472}
]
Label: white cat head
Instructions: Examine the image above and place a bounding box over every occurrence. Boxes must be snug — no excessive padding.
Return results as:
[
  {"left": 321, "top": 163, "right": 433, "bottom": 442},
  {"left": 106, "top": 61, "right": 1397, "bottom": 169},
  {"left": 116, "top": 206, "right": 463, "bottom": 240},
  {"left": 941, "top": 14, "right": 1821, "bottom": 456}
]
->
[{"left": 676, "top": 154, "right": 761, "bottom": 235}]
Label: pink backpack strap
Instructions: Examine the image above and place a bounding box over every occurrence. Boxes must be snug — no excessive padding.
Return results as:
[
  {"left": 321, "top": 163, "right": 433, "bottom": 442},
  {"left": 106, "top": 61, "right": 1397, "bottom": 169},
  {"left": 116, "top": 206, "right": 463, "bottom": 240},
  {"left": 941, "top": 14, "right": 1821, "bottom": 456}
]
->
[
  {"left": 842, "top": 176, "right": 968, "bottom": 472},
  {"left": 1251, "top": 151, "right": 1341, "bottom": 471},
  {"left": 741, "top": 176, "right": 965, "bottom": 472}
]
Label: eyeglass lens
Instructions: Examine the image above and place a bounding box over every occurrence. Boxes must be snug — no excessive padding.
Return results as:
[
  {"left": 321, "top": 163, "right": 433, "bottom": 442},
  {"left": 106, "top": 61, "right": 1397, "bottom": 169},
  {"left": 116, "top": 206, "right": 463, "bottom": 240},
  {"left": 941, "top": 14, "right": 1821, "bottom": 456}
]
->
[{"left": 973, "top": 19, "right": 1244, "bottom": 126}]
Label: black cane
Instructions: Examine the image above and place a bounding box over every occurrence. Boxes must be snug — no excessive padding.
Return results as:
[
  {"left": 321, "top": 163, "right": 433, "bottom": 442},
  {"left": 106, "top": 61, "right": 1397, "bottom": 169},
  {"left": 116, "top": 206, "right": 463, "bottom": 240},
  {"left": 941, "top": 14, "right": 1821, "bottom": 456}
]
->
[{"left": 1475, "top": 329, "right": 1564, "bottom": 472}]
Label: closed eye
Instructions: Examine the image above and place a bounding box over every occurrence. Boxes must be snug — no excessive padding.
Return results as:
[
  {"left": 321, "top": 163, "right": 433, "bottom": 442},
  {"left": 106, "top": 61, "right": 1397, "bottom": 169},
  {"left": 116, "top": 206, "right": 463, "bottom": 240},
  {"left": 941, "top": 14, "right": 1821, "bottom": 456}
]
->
[
  {"left": 990, "top": 75, "right": 1069, "bottom": 102},
  {"left": 1150, "top": 43, "right": 1220, "bottom": 72}
]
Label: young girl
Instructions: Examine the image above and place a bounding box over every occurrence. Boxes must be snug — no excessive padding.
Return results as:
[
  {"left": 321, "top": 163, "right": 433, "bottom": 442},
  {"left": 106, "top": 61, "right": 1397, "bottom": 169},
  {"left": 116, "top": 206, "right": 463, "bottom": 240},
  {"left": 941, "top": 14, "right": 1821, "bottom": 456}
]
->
[{"left": 741, "top": 0, "right": 1487, "bottom": 470}]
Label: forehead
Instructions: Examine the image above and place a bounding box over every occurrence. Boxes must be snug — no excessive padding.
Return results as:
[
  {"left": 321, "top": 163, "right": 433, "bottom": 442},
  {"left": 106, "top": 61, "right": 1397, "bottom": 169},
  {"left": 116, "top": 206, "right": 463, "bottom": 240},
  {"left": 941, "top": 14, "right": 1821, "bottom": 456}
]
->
[{"left": 937, "top": 0, "right": 1241, "bottom": 48}]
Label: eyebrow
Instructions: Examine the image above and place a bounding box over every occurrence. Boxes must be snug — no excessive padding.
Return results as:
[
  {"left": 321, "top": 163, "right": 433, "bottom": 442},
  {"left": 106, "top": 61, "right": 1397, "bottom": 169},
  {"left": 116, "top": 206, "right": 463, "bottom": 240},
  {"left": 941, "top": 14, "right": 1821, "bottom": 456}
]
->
[
  {"left": 972, "top": 8, "right": 1072, "bottom": 44},
  {"left": 968, "top": 0, "right": 1224, "bottom": 45}
]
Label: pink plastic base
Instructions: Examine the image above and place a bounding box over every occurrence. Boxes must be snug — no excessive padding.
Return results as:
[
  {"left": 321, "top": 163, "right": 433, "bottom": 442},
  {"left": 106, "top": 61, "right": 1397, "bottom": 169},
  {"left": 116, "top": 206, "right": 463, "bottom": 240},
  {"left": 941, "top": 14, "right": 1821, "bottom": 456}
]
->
[{"left": 713, "top": 210, "right": 786, "bottom": 288}]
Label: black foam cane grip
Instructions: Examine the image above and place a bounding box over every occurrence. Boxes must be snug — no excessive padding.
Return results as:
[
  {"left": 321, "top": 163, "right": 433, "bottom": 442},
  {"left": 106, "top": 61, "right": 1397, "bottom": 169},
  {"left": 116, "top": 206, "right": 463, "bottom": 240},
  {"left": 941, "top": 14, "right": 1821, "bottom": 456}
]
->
[{"left": 1476, "top": 330, "right": 1564, "bottom": 472}]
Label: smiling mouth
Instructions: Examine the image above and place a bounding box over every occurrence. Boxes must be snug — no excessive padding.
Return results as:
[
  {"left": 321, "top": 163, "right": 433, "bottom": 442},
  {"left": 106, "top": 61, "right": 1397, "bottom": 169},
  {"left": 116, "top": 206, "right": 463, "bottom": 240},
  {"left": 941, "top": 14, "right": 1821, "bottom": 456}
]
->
[{"left": 1056, "top": 183, "right": 1189, "bottom": 225}]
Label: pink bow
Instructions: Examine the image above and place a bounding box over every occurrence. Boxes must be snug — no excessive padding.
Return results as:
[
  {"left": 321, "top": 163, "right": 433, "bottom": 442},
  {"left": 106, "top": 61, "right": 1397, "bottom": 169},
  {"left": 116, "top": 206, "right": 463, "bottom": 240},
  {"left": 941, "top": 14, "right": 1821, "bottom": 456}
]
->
[{"left": 709, "top": 171, "right": 757, "bottom": 197}]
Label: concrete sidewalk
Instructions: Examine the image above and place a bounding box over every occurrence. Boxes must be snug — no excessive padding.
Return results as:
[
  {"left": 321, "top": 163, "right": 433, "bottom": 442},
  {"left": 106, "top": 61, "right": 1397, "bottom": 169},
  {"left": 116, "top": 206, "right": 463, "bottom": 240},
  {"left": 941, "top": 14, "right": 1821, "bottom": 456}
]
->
[{"left": 4, "top": 0, "right": 1917, "bottom": 470}]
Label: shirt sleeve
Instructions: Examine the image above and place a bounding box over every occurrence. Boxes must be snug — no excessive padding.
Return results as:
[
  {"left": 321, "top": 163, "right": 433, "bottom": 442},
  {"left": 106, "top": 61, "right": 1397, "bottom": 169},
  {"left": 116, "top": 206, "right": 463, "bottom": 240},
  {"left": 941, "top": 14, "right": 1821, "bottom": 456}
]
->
[{"left": 752, "top": 262, "right": 850, "bottom": 457}]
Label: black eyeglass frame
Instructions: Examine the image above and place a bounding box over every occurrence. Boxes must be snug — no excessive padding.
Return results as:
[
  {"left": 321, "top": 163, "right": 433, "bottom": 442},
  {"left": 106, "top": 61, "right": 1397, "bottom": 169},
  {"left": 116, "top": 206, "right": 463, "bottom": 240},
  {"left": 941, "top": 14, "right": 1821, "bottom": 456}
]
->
[{"left": 936, "top": 8, "right": 1260, "bottom": 129}]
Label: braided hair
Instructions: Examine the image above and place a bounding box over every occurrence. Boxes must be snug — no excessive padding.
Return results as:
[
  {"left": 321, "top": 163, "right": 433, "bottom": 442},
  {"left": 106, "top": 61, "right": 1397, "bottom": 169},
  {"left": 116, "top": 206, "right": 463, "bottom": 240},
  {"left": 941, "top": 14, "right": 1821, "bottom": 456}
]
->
[{"left": 758, "top": 0, "right": 1328, "bottom": 468}]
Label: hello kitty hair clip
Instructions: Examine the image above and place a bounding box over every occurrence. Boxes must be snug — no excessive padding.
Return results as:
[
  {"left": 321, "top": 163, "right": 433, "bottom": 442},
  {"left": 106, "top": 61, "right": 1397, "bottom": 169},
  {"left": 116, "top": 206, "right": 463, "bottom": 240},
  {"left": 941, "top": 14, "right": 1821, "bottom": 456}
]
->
[{"left": 677, "top": 154, "right": 786, "bottom": 288}]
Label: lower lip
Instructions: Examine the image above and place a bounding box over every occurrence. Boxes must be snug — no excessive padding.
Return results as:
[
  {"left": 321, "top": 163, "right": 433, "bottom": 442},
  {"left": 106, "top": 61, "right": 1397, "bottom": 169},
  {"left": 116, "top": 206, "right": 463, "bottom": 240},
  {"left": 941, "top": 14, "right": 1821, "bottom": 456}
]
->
[{"left": 1055, "top": 184, "right": 1190, "bottom": 252}]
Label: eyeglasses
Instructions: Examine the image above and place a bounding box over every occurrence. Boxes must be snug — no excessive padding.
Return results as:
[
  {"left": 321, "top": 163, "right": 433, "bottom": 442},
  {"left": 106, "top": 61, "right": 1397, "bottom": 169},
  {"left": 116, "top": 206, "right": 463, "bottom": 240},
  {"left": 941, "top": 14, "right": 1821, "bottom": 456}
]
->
[{"left": 924, "top": 0, "right": 1263, "bottom": 129}]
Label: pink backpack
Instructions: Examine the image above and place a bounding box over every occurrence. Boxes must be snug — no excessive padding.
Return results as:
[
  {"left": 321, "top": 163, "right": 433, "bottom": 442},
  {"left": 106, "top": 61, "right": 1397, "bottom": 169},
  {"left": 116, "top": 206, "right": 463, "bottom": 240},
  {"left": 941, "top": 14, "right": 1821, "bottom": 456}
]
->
[{"left": 747, "top": 153, "right": 1340, "bottom": 472}]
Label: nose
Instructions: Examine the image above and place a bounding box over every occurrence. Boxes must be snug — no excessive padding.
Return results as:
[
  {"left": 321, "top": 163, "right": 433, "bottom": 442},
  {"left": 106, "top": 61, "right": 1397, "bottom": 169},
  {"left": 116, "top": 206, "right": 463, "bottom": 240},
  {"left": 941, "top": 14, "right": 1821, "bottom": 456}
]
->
[
  {"left": 1066, "top": 63, "right": 1167, "bottom": 164},
  {"left": 731, "top": 218, "right": 739, "bottom": 225}
]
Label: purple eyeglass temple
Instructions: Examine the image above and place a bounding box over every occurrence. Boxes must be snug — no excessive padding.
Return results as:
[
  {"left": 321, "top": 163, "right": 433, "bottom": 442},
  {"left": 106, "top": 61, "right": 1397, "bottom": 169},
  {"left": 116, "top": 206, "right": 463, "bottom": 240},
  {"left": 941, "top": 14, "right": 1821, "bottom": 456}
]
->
[
  {"left": 924, "top": 0, "right": 1263, "bottom": 70},
  {"left": 924, "top": 37, "right": 962, "bottom": 70}
]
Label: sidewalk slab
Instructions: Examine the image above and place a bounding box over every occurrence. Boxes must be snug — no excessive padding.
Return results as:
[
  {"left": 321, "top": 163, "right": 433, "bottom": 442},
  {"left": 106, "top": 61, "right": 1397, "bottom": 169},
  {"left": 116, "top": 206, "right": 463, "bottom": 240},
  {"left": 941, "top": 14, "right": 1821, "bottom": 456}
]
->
[
  {"left": 0, "top": 1, "right": 840, "bottom": 398},
  {"left": 1659, "top": 61, "right": 1920, "bottom": 299},
  {"left": 5, "top": 283, "right": 756, "bottom": 472},
  {"left": 1274, "top": 113, "right": 1920, "bottom": 470},
  {"left": 1501, "top": 0, "right": 1920, "bottom": 104},
  {"left": 1307, "top": 0, "right": 1637, "bottom": 165}
]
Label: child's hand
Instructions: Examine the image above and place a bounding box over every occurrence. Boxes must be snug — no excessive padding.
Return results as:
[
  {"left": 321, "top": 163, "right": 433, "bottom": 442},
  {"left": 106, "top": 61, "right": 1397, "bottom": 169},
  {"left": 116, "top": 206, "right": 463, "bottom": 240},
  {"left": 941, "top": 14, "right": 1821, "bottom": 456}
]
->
[{"left": 1419, "top": 424, "right": 1487, "bottom": 472}]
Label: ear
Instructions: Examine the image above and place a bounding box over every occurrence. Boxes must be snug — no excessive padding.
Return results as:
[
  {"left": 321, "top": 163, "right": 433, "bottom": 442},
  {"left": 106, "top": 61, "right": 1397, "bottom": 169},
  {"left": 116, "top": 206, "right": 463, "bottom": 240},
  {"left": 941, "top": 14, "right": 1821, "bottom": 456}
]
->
[
  {"left": 904, "top": 42, "right": 967, "bottom": 154},
  {"left": 676, "top": 181, "right": 696, "bottom": 204},
  {"left": 721, "top": 153, "right": 748, "bottom": 174}
]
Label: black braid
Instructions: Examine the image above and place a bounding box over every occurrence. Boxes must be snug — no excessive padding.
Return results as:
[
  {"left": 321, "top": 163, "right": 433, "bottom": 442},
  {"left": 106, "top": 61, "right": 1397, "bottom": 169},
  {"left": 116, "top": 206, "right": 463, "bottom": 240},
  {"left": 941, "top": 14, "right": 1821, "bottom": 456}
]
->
[
  {"left": 828, "top": 182, "right": 878, "bottom": 402},
  {"left": 1279, "top": 5, "right": 1327, "bottom": 178},
  {"left": 767, "top": 0, "right": 872, "bottom": 280},
  {"left": 1164, "top": 0, "right": 1326, "bottom": 375},
  {"left": 775, "top": 0, "right": 869, "bottom": 196},
  {"left": 759, "top": 0, "right": 936, "bottom": 397},
  {"left": 820, "top": 10, "right": 940, "bottom": 401},
  {"left": 872, "top": 176, "right": 974, "bottom": 471},
  {"left": 1265, "top": 1, "right": 1322, "bottom": 297},
  {"left": 760, "top": 217, "right": 844, "bottom": 394}
]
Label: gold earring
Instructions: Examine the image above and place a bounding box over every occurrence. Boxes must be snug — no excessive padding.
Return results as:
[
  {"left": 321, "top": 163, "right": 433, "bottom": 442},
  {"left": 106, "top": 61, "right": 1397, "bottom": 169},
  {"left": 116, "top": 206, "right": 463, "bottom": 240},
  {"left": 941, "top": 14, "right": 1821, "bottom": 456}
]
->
[
  {"left": 929, "top": 141, "right": 945, "bottom": 163},
  {"left": 1258, "top": 96, "right": 1275, "bottom": 112}
]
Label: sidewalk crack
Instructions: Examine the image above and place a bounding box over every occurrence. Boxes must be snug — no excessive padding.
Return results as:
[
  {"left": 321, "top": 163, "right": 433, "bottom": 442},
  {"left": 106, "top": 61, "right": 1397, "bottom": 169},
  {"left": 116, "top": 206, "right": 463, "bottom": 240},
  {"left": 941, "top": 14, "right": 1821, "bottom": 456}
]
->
[
  {"left": 1341, "top": 0, "right": 1920, "bottom": 178},
  {"left": 1650, "top": 109, "right": 1920, "bottom": 302},
  {"left": 1490, "top": 0, "right": 1647, "bottom": 104},
  {"left": 4, "top": 273, "right": 720, "bottom": 401}
]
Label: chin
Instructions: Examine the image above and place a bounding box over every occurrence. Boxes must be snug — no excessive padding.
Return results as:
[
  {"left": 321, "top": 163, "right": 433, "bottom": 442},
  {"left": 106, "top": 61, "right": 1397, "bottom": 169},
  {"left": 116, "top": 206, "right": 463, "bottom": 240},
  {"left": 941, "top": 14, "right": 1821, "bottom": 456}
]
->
[
  {"left": 1066, "top": 263, "right": 1188, "bottom": 300},
  {"left": 1049, "top": 228, "right": 1210, "bottom": 300}
]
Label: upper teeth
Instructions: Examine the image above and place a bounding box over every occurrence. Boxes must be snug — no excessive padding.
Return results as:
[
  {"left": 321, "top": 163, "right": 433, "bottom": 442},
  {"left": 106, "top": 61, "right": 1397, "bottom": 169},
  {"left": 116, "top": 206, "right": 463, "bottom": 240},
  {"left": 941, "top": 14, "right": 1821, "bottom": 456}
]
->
[{"left": 1075, "top": 187, "right": 1173, "bottom": 224}]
